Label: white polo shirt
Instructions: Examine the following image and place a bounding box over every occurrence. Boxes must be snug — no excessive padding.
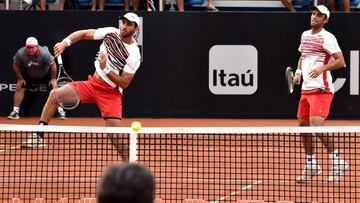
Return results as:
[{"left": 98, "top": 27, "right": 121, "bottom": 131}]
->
[
  {"left": 298, "top": 28, "right": 341, "bottom": 93},
  {"left": 93, "top": 27, "right": 141, "bottom": 91}
]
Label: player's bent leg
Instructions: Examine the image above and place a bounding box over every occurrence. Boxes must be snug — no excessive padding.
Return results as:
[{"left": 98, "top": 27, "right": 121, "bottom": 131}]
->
[
  {"left": 105, "top": 118, "right": 129, "bottom": 161},
  {"left": 40, "top": 89, "right": 59, "bottom": 122},
  {"left": 107, "top": 133, "right": 129, "bottom": 162},
  {"left": 21, "top": 90, "right": 58, "bottom": 148}
]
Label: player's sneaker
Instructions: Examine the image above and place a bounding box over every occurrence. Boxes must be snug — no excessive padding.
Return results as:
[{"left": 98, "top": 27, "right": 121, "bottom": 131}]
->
[
  {"left": 21, "top": 133, "right": 46, "bottom": 148},
  {"left": 57, "top": 110, "right": 66, "bottom": 120},
  {"left": 7, "top": 111, "right": 20, "bottom": 120},
  {"left": 296, "top": 165, "right": 322, "bottom": 183},
  {"left": 328, "top": 160, "right": 349, "bottom": 182}
]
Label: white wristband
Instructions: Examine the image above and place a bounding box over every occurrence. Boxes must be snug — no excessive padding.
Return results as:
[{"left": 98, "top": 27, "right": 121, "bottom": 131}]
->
[
  {"left": 295, "top": 69, "right": 302, "bottom": 76},
  {"left": 62, "top": 38, "right": 72, "bottom": 47},
  {"left": 103, "top": 67, "right": 111, "bottom": 75}
]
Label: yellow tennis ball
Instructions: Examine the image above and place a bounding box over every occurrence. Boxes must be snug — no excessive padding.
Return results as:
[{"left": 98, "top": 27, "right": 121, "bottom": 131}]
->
[{"left": 131, "top": 121, "right": 142, "bottom": 131}]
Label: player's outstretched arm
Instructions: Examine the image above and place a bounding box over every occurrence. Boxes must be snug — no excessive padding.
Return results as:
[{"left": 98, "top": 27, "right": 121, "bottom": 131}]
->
[{"left": 54, "top": 29, "right": 97, "bottom": 57}]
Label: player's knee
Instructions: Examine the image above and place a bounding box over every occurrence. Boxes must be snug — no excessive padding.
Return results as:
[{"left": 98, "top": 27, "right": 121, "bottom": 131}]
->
[{"left": 49, "top": 89, "right": 57, "bottom": 102}]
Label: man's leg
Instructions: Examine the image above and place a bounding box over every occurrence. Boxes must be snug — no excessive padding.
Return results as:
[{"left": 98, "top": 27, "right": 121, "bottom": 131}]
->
[
  {"left": 22, "top": 89, "right": 58, "bottom": 148},
  {"left": 8, "top": 88, "right": 25, "bottom": 119},
  {"left": 105, "top": 118, "right": 129, "bottom": 162},
  {"left": 296, "top": 118, "right": 322, "bottom": 183},
  {"left": 39, "top": 90, "right": 59, "bottom": 123},
  {"left": 312, "top": 116, "right": 350, "bottom": 182},
  {"left": 311, "top": 116, "right": 335, "bottom": 152}
]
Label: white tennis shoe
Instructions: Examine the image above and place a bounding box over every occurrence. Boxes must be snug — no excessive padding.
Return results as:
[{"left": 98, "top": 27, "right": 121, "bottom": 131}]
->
[
  {"left": 21, "top": 133, "right": 46, "bottom": 148},
  {"left": 296, "top": 164, "right": 322, "bottom": 183},
  {"left": 328, "top": 160, "right": 349, "bottom": 182}
]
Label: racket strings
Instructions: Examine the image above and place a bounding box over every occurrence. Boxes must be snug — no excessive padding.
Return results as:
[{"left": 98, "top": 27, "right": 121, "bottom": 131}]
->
[{"left": 103, "top": 33, "right": 129, "bottom": 74}]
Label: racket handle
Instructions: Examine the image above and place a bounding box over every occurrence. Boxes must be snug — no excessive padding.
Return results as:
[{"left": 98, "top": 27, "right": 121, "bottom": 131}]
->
[{"left": 57, "top": 55, "right": 63, "bottom": 65}]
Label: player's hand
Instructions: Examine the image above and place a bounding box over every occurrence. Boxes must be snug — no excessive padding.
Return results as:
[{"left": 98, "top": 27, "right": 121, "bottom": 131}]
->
[
  {"left": 309, "top": 66, "right": 324, "bottom": 78},
  {"left": 54, "top": 42, "right": 67, "bottom": 57},
  {"left": 96, "top": 51, "right": 107, "bottom": 70},
  {"left": 294, "top": 74, "right": 301, "bottom": 85},
  {"left": 16, "top": 79, "right": 26, "bottom": 90},
  {"left": 49, "top": 78, "right": 57, "bottom": 89}
]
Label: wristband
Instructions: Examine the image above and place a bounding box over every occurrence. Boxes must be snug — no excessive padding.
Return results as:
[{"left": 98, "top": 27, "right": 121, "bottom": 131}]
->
[
  {"left": 103, "top": 67, "right": 111, "bottom": 75},
  {"left": 62, "top": 38, "right": 72, "bottom": 47},
  {"left": 295, "top": 69, "right": 302, "bottom": 76}
]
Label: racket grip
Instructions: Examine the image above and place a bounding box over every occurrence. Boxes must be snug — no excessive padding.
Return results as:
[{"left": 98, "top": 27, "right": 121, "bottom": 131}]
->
[{"left": 57, "top": 55, "right": 63, "bottom": 65}]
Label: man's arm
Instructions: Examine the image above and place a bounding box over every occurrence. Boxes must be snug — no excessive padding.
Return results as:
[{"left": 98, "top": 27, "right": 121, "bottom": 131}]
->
[
  {"left": 48, "top": 62, "right": 57, "bottom": 88},
  {"left": 107, "top": 71, "right": 134, "bottom": 89},
  {"left": 323, "top": 52, "right": 346, "bottom": 71},
  {"left": 294, "top": 56, "right": 302, "bottom": 84},
  {"left": 54, "top": 29, "right": 97, "bottom": 57},
  {"left": 309, "top": 52, "right": 346, "bottom": 78},
  {"left": 97, "top": 51, "right": 135, "bottom": 89},
  {"left": 12, "top": 62, "right": 23, "bottom": 80},
  {"left": 12, "top": 62, "right": 26, "bottom": 89}
]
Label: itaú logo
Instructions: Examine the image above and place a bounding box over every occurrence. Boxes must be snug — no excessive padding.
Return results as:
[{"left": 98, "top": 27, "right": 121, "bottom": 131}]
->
[
  {"left": 209, "top": 45, "right": 258, "bottom": 95},
  {"left": 334, "top": 50, "right": 359, "bottom": 95}
]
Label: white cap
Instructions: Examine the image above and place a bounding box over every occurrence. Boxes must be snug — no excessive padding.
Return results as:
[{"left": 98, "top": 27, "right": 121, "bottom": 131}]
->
[
  {"left": 312, "top": 5, "right": 330, "bottom": 19},
  {"left": 25, "top": 37, "right": 38, "bottom": 47},
  {"left": 120, "top": 12, "right": 140, "bottom": 26}
]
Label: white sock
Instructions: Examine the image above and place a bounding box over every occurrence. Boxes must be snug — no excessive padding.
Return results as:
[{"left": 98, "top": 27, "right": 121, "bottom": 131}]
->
[
  {"left": 306, "top": 154, "right": 317, "bottom": 167},
  {"left": 57, "top": 107, "right": 64, "bottom": 113},
  {"left": 13, "top": 106, "right": 20, "bottom": 113},
  {"left": 329, "top": 150, "right": 341, "bottom": 165}
]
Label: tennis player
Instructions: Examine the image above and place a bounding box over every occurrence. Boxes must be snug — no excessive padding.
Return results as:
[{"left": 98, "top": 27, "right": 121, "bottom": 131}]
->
[
  {"left": 7, "top": 37, "right": 66, "bottom": 120},
  {"left": 293, "top": 5, "right": 348, "bottom": 183},
  {"left": 22, "top": 13, "right": 142, "bottom": 162}
]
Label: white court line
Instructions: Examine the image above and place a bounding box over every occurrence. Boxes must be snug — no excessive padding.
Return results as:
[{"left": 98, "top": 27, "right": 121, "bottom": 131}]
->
[
  {"left": 208, "top": 180, "right": 263, "bottom": 203},
  {"left": 0, "top": 144, "right": 21, "bottom": 153}
]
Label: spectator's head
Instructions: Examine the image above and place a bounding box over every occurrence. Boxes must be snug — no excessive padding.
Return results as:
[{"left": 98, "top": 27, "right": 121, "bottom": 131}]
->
[
  {"left": 97, "top": 163, "right": 155, "bottom": 203},
  {"left": 25, "top": 37, "right": 39, "bottom": 55}
]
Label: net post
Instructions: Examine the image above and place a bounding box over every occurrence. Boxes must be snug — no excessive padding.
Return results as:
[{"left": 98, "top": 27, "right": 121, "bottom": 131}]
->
[{"left": 129, "top": 131, "right": 138, "bottom": 162}]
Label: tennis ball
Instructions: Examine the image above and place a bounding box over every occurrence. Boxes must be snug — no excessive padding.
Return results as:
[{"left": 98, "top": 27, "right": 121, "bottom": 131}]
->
[{"left": 131, "top": 121, "right": 142, "bottom": 131}]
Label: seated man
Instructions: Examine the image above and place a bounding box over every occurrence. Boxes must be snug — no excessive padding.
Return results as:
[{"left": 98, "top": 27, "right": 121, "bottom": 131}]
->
[{"left": 8, "top": 37, "right": 66, "bottom": 120}]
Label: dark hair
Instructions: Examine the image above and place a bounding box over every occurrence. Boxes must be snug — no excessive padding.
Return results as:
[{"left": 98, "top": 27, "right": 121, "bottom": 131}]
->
[{"left": 97, "top": 163, "right": 155, "bottom": 203}]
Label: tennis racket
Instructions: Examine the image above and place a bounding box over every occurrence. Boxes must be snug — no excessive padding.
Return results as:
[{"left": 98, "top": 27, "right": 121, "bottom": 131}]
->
[
  {"left": 285, "top": 66, "right": 295, "bottom": 94},
  {"left": 54, "top": 55, "right": 80, "bottom": 110}
]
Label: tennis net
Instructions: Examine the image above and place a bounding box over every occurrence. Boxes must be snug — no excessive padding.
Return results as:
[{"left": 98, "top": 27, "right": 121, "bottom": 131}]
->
[{"left": 0, "top": 124, "right": 359, "bottom": 202}]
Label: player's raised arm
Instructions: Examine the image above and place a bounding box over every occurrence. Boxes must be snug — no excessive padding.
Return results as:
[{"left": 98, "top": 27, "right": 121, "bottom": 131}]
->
[{"left": 54, "top": 29, "right": 97, "bottom": 57}]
